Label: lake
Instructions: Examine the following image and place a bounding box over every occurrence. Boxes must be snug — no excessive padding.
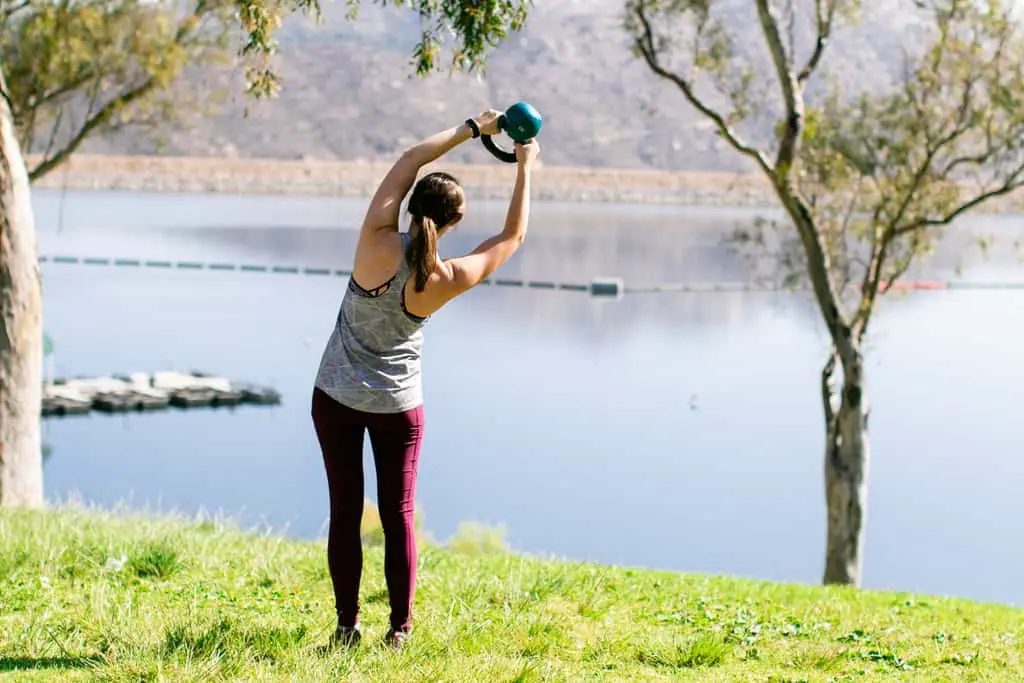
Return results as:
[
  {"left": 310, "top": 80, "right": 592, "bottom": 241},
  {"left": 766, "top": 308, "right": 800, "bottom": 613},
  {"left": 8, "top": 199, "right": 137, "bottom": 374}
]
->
[{"left": 31, "top": 188, "right": 1024, "bottom": 608}]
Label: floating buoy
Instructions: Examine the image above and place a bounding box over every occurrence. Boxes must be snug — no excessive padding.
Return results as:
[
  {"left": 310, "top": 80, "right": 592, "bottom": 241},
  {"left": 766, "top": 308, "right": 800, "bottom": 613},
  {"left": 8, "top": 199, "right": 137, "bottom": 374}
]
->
[{"left": 589, "top": 277, "right": 624, "bottom": 300}]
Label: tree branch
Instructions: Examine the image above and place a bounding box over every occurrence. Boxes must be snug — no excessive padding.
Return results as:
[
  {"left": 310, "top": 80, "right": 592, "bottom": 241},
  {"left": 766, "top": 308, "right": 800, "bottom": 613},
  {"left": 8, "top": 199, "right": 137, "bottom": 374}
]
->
[
  {"left": 798, "top": 0, "right": 836, "bottom": 85},
  {"left": 28, "top": 77, "right": 156, "bottom": 182},
  {"left": 1, "top": 0, "right": 30, "bottom": 20},
  {"left": 893, "top": 168, "right": 1024, "bottom": 236},
  {"left": 31, "top": 73, "right": 98, "bottom": 112},
  {"left": 631, "top": 0, "right": 773, "bottom": 177},
  {"left": 783, "top": 192, "right": 858, "bottom": 360},
  {"left": 755, "top": 0, "right": 802, "bottom": 174},
  {"left": 755, "top": 0, "right": 796, "bottom": 105},
  {"left": 851, "top": 223, "right": 891, "bottom": 340},
  {"left": 877, "top": 231, "right": 920, "bottom": 295},
  {"left": 832, "top": 182, "right": 868, "bottom": 297},
  {"left": 0, "top": 69, "right": 11, "bottom": 114},
  {"left": 39, "top": 106, "right": 64, "bottom": 166}
]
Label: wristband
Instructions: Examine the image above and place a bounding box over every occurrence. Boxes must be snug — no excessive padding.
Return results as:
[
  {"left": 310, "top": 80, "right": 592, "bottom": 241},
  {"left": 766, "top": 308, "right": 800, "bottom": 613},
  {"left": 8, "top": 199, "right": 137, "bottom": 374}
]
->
[{"left": 465, "top": 118, "right": 480, "bottom": 139}]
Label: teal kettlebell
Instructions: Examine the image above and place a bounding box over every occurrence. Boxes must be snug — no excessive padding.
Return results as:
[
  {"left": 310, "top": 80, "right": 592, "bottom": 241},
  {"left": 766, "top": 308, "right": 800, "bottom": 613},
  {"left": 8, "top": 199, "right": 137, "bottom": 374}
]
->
[{"left": 481, "top": 102, "right": 542, "bottom": 164}]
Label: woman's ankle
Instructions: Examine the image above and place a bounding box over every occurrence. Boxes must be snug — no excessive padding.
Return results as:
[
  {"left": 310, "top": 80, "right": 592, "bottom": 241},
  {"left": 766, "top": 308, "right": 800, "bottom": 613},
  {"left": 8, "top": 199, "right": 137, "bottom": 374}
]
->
[
  {"left": 389, "top": 618, "right": 411, "bottom": 634},
  {"left": 337, "top": 607, "right": 360, "bottom": 627}
]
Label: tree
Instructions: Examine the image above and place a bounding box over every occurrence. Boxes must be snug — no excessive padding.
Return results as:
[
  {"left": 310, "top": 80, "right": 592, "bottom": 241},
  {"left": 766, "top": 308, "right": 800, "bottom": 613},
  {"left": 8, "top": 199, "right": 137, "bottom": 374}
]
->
[
  {"left": 0, "top": 0, "right": 532, "bottom": 508},
  {"left": 0, "top": 63, "right": 41, "bottom": 507},
  {"left": 624, "top": 0, "right": 1024, "bottom": 586},
  {"left": 2, "top": 0, "right": 234, "bottom": 182}
]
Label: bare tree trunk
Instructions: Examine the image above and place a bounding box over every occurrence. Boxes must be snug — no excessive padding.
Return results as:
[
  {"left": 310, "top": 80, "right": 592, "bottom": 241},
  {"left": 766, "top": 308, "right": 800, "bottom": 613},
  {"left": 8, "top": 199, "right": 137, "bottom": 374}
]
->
[
  {"left": 0, "top": 65, "right": 44, "bottom": 509},
  {"left": 822, "top": 351, "right": 869, "bottom": 585}
]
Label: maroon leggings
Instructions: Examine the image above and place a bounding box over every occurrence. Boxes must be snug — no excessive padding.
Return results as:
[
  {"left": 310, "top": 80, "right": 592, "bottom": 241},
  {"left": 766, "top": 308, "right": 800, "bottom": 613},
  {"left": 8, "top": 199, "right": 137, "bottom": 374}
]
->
[{"left": 311, "top": 387, "right": 424, "bottom": 633}]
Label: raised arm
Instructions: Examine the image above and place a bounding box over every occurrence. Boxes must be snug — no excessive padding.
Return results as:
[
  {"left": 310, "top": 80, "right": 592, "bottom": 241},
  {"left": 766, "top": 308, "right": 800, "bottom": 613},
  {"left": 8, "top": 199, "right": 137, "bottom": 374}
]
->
[
  {"left": 448, "top": 140, "right": 539, "bottom": 291},
  {"left": 360, "top": 110, "right": 502, "bottom": 237}
]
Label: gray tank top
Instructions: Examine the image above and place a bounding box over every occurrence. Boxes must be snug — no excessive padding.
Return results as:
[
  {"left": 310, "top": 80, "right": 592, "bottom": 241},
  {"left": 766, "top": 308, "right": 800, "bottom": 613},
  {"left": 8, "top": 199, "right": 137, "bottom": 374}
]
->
[{"left": 314, "top": 232, "right": 428, "bottom": 413}]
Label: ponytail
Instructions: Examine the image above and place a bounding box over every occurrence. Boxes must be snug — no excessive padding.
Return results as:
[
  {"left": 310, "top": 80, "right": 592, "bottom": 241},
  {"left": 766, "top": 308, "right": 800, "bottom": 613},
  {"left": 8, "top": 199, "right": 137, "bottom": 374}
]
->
[
  {"left": 409, "top": 216, "right": 438, "bottom": 292},
  {"left": 405, "top": 171, "right": 463, "bottom": 292}
]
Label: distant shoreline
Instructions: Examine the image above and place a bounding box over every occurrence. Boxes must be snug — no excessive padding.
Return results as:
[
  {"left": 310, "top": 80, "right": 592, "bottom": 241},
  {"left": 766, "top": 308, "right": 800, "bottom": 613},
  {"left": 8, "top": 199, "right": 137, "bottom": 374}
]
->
[{"left": 27, "top": 153, "right": 1024, "bottom": 214}]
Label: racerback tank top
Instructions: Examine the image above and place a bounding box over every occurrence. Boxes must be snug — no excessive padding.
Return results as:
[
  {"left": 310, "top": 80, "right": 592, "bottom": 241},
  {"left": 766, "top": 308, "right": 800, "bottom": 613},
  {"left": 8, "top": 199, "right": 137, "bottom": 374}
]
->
[{"left": 314, "top": 232, "right": 428, "bottom": 413}]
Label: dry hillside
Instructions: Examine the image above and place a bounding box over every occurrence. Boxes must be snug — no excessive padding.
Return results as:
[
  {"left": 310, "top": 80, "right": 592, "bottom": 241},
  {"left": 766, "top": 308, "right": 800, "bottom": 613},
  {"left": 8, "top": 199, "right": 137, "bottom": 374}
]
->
[{"left": 77, "top": 0, "right": 931, "bottom": 172}]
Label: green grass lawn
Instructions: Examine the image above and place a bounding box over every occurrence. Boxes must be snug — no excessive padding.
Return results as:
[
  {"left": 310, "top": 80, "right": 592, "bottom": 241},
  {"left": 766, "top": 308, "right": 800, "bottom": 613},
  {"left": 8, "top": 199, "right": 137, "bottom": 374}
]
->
[{"left": 1, "top": 505, "right": 1022, "bottom": 682}]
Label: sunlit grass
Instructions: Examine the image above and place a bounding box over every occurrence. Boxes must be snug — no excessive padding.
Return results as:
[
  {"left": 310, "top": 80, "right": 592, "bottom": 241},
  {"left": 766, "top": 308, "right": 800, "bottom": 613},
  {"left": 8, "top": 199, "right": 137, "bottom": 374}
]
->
[{"left": 2, "top": 502, "right": 1022, "bottom": 681}]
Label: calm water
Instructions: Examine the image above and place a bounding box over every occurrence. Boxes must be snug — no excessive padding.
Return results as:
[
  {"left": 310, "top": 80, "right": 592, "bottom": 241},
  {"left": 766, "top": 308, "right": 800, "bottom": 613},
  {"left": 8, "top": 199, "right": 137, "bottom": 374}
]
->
[{"left": 32, "top": 188, "right": 1024, "bottom": 608}]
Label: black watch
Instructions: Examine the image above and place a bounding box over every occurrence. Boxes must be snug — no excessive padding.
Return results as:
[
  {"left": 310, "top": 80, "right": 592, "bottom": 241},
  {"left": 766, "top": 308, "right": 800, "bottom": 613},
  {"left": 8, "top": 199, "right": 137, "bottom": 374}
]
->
[{"left": 465, "top": 118, "right": 480, "bottom": 138}]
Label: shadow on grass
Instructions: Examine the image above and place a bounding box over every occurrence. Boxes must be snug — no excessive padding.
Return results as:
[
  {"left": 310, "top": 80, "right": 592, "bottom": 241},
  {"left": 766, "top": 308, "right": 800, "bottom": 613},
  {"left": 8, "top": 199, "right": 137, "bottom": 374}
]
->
[{"left": 0, "top": 656, "right": 100, "bottom": 672}]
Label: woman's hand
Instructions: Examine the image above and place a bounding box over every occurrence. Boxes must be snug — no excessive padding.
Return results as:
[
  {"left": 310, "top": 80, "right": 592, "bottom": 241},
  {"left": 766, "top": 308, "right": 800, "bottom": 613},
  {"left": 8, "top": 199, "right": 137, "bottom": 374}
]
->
[
  {"left": 473, "top": 109, "right": 503, "bottom": 136},
  {"left": 515, "top": 140, "right": 540, "bottom": 169}
]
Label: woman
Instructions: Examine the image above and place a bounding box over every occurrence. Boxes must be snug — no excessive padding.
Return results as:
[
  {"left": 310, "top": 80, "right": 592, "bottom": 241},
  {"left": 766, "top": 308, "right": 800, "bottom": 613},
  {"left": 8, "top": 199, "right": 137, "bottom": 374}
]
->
[{"left": 311, "top": 109, "right": 539, "bottom": 649}]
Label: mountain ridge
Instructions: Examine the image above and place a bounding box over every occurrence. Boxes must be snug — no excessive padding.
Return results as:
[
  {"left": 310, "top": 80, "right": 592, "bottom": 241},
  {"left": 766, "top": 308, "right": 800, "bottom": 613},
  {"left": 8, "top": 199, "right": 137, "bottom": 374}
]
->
[{"left": 74, "top": 1, "right": 930, "bottom": 173}]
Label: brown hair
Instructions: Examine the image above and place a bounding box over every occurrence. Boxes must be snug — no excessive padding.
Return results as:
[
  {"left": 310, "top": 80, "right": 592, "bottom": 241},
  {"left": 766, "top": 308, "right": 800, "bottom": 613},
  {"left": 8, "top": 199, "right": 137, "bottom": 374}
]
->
[{"left": 406, "top": 171, "right": 464, "bottom": 292}]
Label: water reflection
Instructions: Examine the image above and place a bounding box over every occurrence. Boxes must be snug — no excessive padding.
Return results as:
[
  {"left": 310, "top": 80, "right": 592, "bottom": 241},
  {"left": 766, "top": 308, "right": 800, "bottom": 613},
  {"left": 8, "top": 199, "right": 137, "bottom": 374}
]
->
[{"left": 37, "top": 191, "right": 1024, "bottom": 340}]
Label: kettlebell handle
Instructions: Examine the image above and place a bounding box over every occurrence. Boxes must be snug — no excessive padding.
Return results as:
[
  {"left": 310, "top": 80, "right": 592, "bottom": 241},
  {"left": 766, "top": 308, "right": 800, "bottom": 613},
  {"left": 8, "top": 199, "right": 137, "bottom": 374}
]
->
[
  {"left": 480, "top": 103, "right": 542, "bottom": 164},
  {"left": 480, "top": 136, "right": 519, "bottom": 164},
  {"left": 481, "top": 115, "right": 520, "bottom": 164}
]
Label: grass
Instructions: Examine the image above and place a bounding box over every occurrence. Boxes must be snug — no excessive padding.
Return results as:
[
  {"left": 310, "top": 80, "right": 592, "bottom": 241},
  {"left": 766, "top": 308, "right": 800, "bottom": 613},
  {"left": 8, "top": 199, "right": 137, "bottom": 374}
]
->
[{"left": 1, "top": 505, "right": 1022, "bottom": 682}]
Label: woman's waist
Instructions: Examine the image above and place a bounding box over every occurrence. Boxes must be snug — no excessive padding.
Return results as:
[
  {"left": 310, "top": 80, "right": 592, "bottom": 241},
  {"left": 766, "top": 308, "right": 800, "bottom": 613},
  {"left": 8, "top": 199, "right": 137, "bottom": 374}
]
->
[
  {"left": 321, "top": 334, "right": 420, "bottom": 373},
  {"left": 337, "top": 337, "right": 422, "bottom": 367},
  {"left": 316, "top": 352, "right": 422, "bottom": 394}
]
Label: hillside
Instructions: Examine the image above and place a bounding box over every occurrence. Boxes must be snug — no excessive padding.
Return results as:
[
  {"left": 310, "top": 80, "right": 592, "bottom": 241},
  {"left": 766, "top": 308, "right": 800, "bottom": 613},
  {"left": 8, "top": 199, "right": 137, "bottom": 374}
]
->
[
  {"left": 75, "top": 0, "right": 929, "bottom": 172},
  {"left": 3, "top": 505, "right": 1023, "bottom": 680}
]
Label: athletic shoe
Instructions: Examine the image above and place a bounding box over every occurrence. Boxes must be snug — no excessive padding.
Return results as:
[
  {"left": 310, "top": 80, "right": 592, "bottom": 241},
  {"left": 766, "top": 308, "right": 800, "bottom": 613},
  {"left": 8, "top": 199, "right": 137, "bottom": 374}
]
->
[
  {"left": 332, "top": 623, "right": 362, "bottom": 648},
  {"left": 384, "top": 628, "right": 410, "bottom": 650}
]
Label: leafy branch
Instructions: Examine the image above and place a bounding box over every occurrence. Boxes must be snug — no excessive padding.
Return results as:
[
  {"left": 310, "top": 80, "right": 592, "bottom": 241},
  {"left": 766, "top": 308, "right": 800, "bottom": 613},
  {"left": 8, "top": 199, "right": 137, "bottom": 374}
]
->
[
  {"left": 2, "top": 0, "right": 234, "bottom": 182},
  {"left": 627, "top": 0, "right": 772, "bottom": 176},
  {"left": 786, "top": 0, "right": 1024, "bottom": 342},
  {"left": 241, "top": 0, "right": 533, "bottom": 98}
]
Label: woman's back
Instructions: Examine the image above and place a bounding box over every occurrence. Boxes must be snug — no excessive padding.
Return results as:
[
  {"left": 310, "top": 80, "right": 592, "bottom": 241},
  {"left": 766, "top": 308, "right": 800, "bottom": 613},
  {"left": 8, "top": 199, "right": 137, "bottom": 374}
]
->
[{"left": 315, "top": 233, "right": 427, "bottom": 414}]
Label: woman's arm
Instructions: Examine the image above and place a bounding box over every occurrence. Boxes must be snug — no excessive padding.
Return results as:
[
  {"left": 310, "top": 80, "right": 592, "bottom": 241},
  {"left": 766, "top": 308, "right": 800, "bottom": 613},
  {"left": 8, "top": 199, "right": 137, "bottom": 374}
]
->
[
  {"left": 448, "top": 140, "right": 539, "bottom": 291},
  {"left": 360, "top": 110, "right": 502, "bottom": 236}
]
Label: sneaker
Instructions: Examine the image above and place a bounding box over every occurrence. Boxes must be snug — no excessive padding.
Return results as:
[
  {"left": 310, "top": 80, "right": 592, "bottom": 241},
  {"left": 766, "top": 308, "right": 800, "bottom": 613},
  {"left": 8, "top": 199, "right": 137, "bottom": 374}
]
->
[
  {"left": 384, "top": 628, "right": 410, "bottom": 650},
  {"left": 332, "top": 622, "right": 362, "bottom": 648}
]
